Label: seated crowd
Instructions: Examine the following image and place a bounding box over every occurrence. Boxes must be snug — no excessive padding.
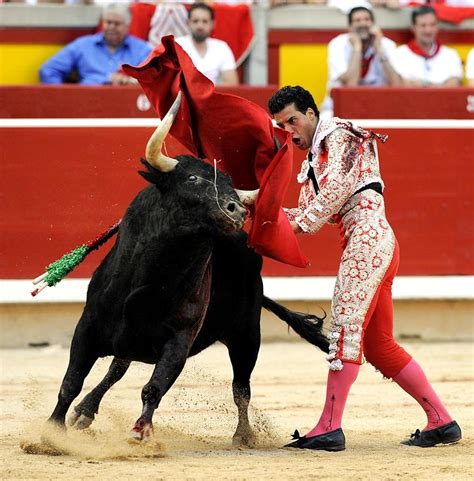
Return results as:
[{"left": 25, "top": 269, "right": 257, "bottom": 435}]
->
[
  {"left": 39, "top": 2, "right": 239, "bottom": 86},
  {"left": 4, "top": 0, "right": 474, "bottom": 6},
  {"left": 37, "top": 2, "right": 473, "bottom": 94},
  {"left": 320, "top": 4, "right": 470, "bottom": 116}
]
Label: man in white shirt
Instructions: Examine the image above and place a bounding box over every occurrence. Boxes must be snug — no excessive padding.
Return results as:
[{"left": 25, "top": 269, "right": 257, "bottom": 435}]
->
[
  {"left": 391, "top": 6, "right": 463, "bottom": 87},
  {"left": 320, "top": 6, "right": 400, "bottom": 118},
  {"left": 176, "top": 3, "right": 238, "bottom": 86}
]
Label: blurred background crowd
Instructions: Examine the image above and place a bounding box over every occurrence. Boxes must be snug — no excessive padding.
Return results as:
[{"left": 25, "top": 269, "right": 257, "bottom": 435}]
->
[{"left": 1, "top": 0, "right": 473, "bottom": 100}]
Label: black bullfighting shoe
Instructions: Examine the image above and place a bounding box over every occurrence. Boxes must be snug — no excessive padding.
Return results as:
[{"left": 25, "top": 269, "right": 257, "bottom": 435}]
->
[
  {"left": 401, "top": 420, "right": 462, "bottom": 447},
  {"left": 283, "top": 428, "right": 346, "bottom": 451}
]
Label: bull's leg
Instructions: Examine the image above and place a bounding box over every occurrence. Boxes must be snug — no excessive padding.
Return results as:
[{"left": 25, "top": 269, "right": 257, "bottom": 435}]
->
[
  {"left": 68, "top": 358, "right": 131, "bottom": 429},
  {"left": 48, "top": 337, "right": 98, "bottom": 427},
  {"left": 130, "top": 331, "right": 193, "bottom": 442},
  {"left": 227, "top": 329, "right": 260, "bottom": 447}
]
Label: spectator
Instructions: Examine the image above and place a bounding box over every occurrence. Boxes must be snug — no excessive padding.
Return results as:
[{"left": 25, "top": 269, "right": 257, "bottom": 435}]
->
[
  {"left": 370, "top": 0, "right": 474, "bottom": 6},
  {"left": 391, "top": 6, "right": 463, "bottom": 86},
  {"left": 320, "top": 6, "right": 400, "bottom": 118},
  {"left": 175, "top": 3, "right": 238, "bottom": 86},
  {"left": 465, "top": 48, "right": 474, "bottom": 86},
  {"left": 39, "top": 4, "right": 152, "bottom": 85}
]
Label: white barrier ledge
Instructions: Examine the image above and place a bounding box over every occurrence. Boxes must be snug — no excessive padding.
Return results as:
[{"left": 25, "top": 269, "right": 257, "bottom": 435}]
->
[
  {"left": 1, "top": 276, "right": 473, "bottom": 304},
  {"left": 2, "top": 118, "right": 474, "bottom": 129}
]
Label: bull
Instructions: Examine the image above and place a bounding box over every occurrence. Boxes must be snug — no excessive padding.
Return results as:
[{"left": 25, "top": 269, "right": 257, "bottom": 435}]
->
[{"left": 47, "top": 93, "right": 328, "bottom": 447}]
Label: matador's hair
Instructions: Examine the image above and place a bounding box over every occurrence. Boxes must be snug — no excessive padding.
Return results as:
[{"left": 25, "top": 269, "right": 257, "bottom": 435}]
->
[{"left": 268, "top": 85, "right": 320, "bottom": 118}]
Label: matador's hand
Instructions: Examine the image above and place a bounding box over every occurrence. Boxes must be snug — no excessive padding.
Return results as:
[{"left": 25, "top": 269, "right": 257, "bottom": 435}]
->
[{"left": 290, "top": 221, "right": 303, "bottom": 234}]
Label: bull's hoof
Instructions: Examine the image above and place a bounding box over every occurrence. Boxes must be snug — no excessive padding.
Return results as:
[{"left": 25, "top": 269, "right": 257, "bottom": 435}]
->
[
  {"left": 67, "top": 406, "right": 95, "bottom": 429},
  {"left": 232, "top": 431, "right": 256, "bottom": 448},
  {"left": 128, "top": 421, "right": 154, "bottom": 444}
]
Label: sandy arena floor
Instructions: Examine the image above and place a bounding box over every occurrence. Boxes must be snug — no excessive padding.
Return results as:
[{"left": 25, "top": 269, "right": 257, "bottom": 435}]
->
[{"left": 0, "top": 341, "right": 472, "bottom": 480}]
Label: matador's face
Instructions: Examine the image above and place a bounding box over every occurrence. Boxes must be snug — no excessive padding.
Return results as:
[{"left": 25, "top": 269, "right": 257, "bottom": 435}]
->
[{"left": 273, "top": 103, "right": 318, "bottom": 151}]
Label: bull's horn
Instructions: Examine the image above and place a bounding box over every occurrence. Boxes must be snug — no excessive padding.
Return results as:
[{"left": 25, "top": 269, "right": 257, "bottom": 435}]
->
[
  {"left": 235, "top": 188, "right": 259, "bottom": 205},
  {"left": 145, "top": 91, "right": 182, "bottom": 172}
]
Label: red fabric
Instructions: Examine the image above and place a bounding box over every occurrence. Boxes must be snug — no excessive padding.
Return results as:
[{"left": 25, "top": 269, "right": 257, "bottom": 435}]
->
[
  {"left": 128, "top": 3, "right": 157, "bottom": 40},
  {"left": 361, "top": 242, "right": 412, "bottom": 378},
  {"left": 122, "top": 36, "right": 308, "bottom": 268},
  {"left": 213, "top": 4, "right": 254, "bottom": 66},
  {"left": 361, "top": 54, "right": 374, "bottom": 79},
  {"left": 128, "top": 3, "right": 254, "bottom": 66},
  {"left": 407, "top": 39, "right": 441, "bottom": 59},
  {"left": 408, "top": 2, "right": 474, "bottom": 24},
  {"left": 433, "top": 5, "right": 474, "bottom": 24}
]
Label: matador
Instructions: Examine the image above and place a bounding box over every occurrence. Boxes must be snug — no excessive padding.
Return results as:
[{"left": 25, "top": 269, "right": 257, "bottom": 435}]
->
[{"left": 268, "top": 85, "right": 462, "bottom": 451}]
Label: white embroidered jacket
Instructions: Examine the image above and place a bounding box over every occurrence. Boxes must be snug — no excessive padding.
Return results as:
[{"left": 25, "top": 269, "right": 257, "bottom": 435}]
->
[{"left": 285, "top": 117, "right": 387, "bottom": 234}]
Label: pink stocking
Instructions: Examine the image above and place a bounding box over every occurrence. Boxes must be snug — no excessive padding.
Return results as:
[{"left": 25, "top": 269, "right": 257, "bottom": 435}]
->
[
  {"left": 306, "top": 362, "right": 360, "bottom": 437},
  {"left": 392, "top": 358, "right": 452, "bottom": 431}
]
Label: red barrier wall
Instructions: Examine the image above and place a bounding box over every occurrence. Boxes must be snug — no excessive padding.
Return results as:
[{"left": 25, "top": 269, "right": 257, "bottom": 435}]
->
[
  {"left": 0, "top": 85, "right": 276, "bottom": 119},
  {"left": 332, "top": 87, "right": 474, "bottom": 119},
  {"left": 1, "top": 87, "right": 473, "bottom": 279}
]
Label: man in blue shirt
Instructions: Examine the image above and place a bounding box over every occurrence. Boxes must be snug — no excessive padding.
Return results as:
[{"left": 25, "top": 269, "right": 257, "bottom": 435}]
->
[{"left": 40, "top": 4, "right": 152, "bottom": 85}]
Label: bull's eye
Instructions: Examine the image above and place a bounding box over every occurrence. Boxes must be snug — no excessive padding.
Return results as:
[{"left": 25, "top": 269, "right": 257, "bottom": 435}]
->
[{"left": 188, "top": 175, "right": 198, "bottom": 182}]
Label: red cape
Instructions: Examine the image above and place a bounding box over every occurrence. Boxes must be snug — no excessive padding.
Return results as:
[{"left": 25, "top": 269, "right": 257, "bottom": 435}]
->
[{"left": 123, "top": 36, "right": 309, "bottom": 268}]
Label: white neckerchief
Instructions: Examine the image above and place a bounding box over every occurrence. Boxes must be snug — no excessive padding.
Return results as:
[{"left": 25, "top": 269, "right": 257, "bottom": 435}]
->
[
  {"left": 310, "top": 118, "right": 323, "bottom": 164},
  {"left": 296, "top": 118, "right": 322, "bottom": 183}
]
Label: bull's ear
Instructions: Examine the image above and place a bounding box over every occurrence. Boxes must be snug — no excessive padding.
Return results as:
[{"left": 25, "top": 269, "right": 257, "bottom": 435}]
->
[
  {"left": 138, "top": 158, "right": 163, "bottom": 185},
  {"left": 138, "top": 169, "right": 158, "bottom": 184}
]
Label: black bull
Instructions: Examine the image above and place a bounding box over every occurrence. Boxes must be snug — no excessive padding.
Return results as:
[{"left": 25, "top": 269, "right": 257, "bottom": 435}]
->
[{"left": 47, "top": 98, "right": 328, "bottom": 446}]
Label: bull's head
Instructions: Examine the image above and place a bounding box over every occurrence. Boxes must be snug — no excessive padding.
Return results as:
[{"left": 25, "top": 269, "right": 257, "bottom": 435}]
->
[{"left": 139, "top": 92, "right": 251, "bottom": 232}]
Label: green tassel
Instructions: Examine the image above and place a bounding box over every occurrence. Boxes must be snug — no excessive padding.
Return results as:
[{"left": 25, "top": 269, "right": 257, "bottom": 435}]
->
[{"left": 44, "top": 245, "right": 88, "bottom": 287}]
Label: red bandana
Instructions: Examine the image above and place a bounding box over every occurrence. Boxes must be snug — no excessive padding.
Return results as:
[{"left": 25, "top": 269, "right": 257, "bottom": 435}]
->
[
  {"left": 407, "top": 40, "right": 441, "bottom": 59},
  {"left": 361, "top": 53, "right": 375, "bottom": 79}
]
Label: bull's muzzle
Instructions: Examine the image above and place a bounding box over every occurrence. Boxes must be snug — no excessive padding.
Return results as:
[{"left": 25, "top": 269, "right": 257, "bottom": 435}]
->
[{"left": 222, "top": 199, "right": 247, "bottom": 230}]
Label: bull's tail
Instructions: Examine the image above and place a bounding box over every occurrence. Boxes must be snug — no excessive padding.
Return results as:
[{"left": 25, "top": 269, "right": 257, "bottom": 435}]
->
[{"left": 262, "top": 296, "right": 329, "bottom": 353}]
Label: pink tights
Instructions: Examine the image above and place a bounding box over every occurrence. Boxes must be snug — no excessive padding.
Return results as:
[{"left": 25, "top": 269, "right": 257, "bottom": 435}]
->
[
  {"left": 306, "top": 362, "right": 360, "bottom": 437},
  {"left": 306, "top": 240, "right": 453, "bottom": 438},
  {"left": 306, "top": 359, "right": 452, "bottom": 437},
  {"left": 392, "top": 358, "right": 452, "bottom": 431}
]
